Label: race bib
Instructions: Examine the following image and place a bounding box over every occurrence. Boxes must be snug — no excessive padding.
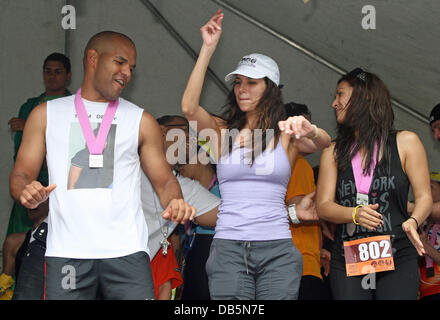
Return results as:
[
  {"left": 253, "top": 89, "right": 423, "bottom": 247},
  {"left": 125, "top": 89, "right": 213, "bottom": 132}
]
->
[{"left": 343, "top": 235, "right": 395, "bottom": 277}]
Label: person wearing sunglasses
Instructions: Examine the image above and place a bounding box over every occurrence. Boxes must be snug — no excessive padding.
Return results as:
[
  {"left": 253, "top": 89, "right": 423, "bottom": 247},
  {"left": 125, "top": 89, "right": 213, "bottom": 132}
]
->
[{"left": 316, "top": 68, "right": 432, "bottom": 299}]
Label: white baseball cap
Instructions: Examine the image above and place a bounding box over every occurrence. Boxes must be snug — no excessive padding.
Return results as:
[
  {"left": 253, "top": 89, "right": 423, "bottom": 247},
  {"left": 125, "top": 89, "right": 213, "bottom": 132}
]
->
[{"left": 225, "top": 53, "right": 280, "bottom": 86}]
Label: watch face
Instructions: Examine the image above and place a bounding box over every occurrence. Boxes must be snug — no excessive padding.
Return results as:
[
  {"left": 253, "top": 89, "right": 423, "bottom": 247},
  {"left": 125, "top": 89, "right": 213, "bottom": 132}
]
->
[{"left": 288, "top": 205, "right": 299, "bottom": 224}]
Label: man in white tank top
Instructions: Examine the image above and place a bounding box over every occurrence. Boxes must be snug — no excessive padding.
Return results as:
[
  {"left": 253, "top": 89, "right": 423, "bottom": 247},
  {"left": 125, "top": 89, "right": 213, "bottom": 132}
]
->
[{"left": 9, "top": 31, "right": 196, "bottom": 300}]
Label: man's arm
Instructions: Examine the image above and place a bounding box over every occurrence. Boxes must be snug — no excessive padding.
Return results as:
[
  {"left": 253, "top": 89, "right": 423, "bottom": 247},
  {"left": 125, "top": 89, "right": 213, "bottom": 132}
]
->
[
  {"left": 422, "top": 240, "right": 440, "bottom": 265},
  {"left": 430, "top": 202, "right": 440, "bottom": 222},
  {"left": 157, "top": 281, "right": 172, "bottom": 300},
  {"left": 285, "top": 155, "right": 318, "bottom": 223},
  {"left": 67, "top": 165, "right": 82, "bottom": 190},
  {"left": 288, "top": 195, "right": 318, "bottom": 225},
  {"left": 10, "top": 103, "right": 56, "bottom": 208},
  {"left": 138, "top": 112, "right": 195, "bottom": 224},
  {"left": 420, "top": 226, "right": 440, "bottom": 265},
  {"left": 292, "top": 191, "right": 319, "bottom": 222}
]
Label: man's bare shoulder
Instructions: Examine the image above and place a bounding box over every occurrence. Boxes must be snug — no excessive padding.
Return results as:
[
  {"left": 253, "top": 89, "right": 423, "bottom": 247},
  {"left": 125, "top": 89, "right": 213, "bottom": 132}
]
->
[
  {"left": 27, "top": 102, "right": 47, "bottom": 124},
  {"left": 140, "top": 110, "right": 156, "bottom": 123},
  {"left": 139, "top": 111, "right": 162, "bottom": 146},
  {"left": 32, "top": 102, "right": 47, "bottom": 114},
  {"left": 139, "top": 110, "right": 161, "bottom": 132}
]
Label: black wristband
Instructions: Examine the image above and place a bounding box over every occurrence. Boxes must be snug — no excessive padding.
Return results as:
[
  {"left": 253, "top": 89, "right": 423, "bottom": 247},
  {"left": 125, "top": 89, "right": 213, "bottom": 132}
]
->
[{"left": 409, "top": 216, "right": 419, "bottom": 228}]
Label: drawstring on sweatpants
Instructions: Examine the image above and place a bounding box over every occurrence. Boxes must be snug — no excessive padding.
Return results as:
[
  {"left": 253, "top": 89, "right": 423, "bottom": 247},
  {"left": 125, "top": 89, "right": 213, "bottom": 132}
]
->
[{"left": 243, "top": 241, "right": 251, "bottom": 275}]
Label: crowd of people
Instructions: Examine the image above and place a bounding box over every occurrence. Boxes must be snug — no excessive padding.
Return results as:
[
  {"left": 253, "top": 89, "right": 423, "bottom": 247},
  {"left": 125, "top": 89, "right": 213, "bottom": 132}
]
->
[{"left": 0, "top": 10, "right": 439, "bottom": 300}]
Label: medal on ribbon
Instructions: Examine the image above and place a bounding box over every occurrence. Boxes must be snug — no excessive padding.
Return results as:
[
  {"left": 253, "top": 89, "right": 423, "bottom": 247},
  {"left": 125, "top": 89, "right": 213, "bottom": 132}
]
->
[{"left": 74, "top": 89, "right": 118, "bottom": 168}]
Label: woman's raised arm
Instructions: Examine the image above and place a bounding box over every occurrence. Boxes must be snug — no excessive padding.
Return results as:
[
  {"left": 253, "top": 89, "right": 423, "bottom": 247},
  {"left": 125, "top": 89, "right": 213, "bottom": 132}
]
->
[{"left": 181, "top": 10, "right": 224, "bottom": 133}]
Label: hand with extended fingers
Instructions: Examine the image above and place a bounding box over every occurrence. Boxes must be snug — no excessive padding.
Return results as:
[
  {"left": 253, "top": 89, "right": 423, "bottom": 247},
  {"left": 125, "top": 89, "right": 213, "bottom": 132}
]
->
[
  {"left": 352, "top": 203, "right": 383, "bottom": 232},
  {"left": 296, "top": 191, "right": 319, "bottom": 222},
  {"left": 20, "top": 181, "right": 56, "bottom": 209},
  {"left": 200, "top": 9, "right": 224, "bottom": 47},
  {"left": 355, "top": 203, "right": 425, "bottom": 256},
  {"left": 278, "top": 115, "right": 318, "bottom": 140},
  {"left": 402, "top": 217, "right": 425, "bottom": 256},
  {"left": 162, "top": 198, "right": 196, "bottom": 225}
]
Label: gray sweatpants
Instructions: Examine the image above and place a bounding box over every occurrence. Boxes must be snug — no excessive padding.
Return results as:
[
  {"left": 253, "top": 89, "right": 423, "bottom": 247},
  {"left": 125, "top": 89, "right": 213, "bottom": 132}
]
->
[
  {"left": 206, "top": 238, "right": 303, "bottom": 300},
  {"left": 44, "top": 251, "right": 155, "bottom": 300}
]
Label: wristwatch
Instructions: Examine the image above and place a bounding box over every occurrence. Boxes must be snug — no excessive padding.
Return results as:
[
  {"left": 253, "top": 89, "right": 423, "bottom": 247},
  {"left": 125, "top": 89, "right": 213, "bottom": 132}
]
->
[{"left": 288, "top": 204, "right": 300, "bottom": 224}]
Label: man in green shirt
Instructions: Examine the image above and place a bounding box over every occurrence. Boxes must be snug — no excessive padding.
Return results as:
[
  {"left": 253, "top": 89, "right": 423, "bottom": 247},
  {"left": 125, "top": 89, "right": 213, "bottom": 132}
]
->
[
  {"left": 6, "top": 53, "right": 72, "bottom": 235},
  {"left": 0, "top": 53, "right": 72, "bottom": 300}
]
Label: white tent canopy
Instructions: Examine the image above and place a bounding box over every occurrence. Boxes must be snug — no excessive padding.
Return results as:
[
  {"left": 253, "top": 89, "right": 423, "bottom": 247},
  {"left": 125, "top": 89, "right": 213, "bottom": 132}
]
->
[{"left": 0, "top": 0, "right": 438, "bottom": 249}]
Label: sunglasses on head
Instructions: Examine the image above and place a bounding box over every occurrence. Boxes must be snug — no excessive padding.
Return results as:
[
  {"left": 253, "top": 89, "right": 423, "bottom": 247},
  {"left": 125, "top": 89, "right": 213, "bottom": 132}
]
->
[{"left": 345, "top": 67, "right": 367, "bottom": 82}]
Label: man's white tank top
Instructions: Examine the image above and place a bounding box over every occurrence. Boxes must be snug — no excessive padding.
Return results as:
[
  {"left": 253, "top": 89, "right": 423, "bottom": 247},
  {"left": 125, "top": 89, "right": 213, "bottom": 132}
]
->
[{"left": 45, "top": 94, "right": 149, "bottom": 259}]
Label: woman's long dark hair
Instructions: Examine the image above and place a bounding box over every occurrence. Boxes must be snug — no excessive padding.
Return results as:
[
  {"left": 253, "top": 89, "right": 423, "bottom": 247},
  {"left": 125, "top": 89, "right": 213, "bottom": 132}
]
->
[
  {"left": 220, "top": 77, "right": 286, "bottom": 162},
  {"left": 334, "top": 68, "right": 395, "bottom": 176}
]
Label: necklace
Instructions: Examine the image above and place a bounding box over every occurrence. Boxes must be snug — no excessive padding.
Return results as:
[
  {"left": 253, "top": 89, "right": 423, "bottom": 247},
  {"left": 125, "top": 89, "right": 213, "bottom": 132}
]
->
[{"left": 152, "top": 192, "right": 170, "bottom": 256}]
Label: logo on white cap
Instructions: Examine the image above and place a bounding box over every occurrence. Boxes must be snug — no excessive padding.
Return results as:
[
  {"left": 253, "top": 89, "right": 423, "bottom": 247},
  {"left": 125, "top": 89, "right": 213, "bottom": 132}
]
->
[
  {"left": 238, "top": 57, "right": 258, "bottom": 66},
  {"left": 225, "top": 53, "right": 280, "bottom": 86}
]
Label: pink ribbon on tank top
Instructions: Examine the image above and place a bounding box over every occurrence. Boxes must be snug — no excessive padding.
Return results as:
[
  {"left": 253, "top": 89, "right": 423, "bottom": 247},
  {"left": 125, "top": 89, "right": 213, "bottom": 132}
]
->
[
  {"left": 74, "top": 88, "right": 118, "bottom": 155},
  {"left": 351, "top": 143, "right": 378, "bottom": 194}
]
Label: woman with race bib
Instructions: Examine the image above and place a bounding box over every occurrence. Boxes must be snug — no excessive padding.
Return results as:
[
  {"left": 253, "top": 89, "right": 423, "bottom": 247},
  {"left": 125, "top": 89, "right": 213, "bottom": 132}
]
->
[
  {"left": 181, "top": 10, "right": 331, "bottom": 299},
  {"left": 316, "top": 68, "right": 432, "bottom": 299}
]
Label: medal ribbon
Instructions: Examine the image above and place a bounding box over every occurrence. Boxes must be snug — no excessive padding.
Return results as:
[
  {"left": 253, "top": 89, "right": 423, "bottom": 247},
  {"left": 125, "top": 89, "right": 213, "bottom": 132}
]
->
[
  {"left": 351, "top": 143, "right": 378, "bottom": 194},
  {"left": 74, "top": 88, "right": 118, "bottom": 155}
]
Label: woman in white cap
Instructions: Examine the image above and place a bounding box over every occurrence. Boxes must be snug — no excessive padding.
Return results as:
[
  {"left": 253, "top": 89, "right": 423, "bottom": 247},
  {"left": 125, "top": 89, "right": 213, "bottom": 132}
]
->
[{"left": 181, "top": 10, "right": 331, "bottom": 300}]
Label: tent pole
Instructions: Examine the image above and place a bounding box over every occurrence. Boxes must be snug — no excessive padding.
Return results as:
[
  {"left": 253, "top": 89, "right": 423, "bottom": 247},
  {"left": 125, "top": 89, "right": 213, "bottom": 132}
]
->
[
  {"left": 214, "top": 0, "right": 429, "bottom": 124},
  {"left": 139, "top": 0, "right": 230, "bottom": 95}
]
